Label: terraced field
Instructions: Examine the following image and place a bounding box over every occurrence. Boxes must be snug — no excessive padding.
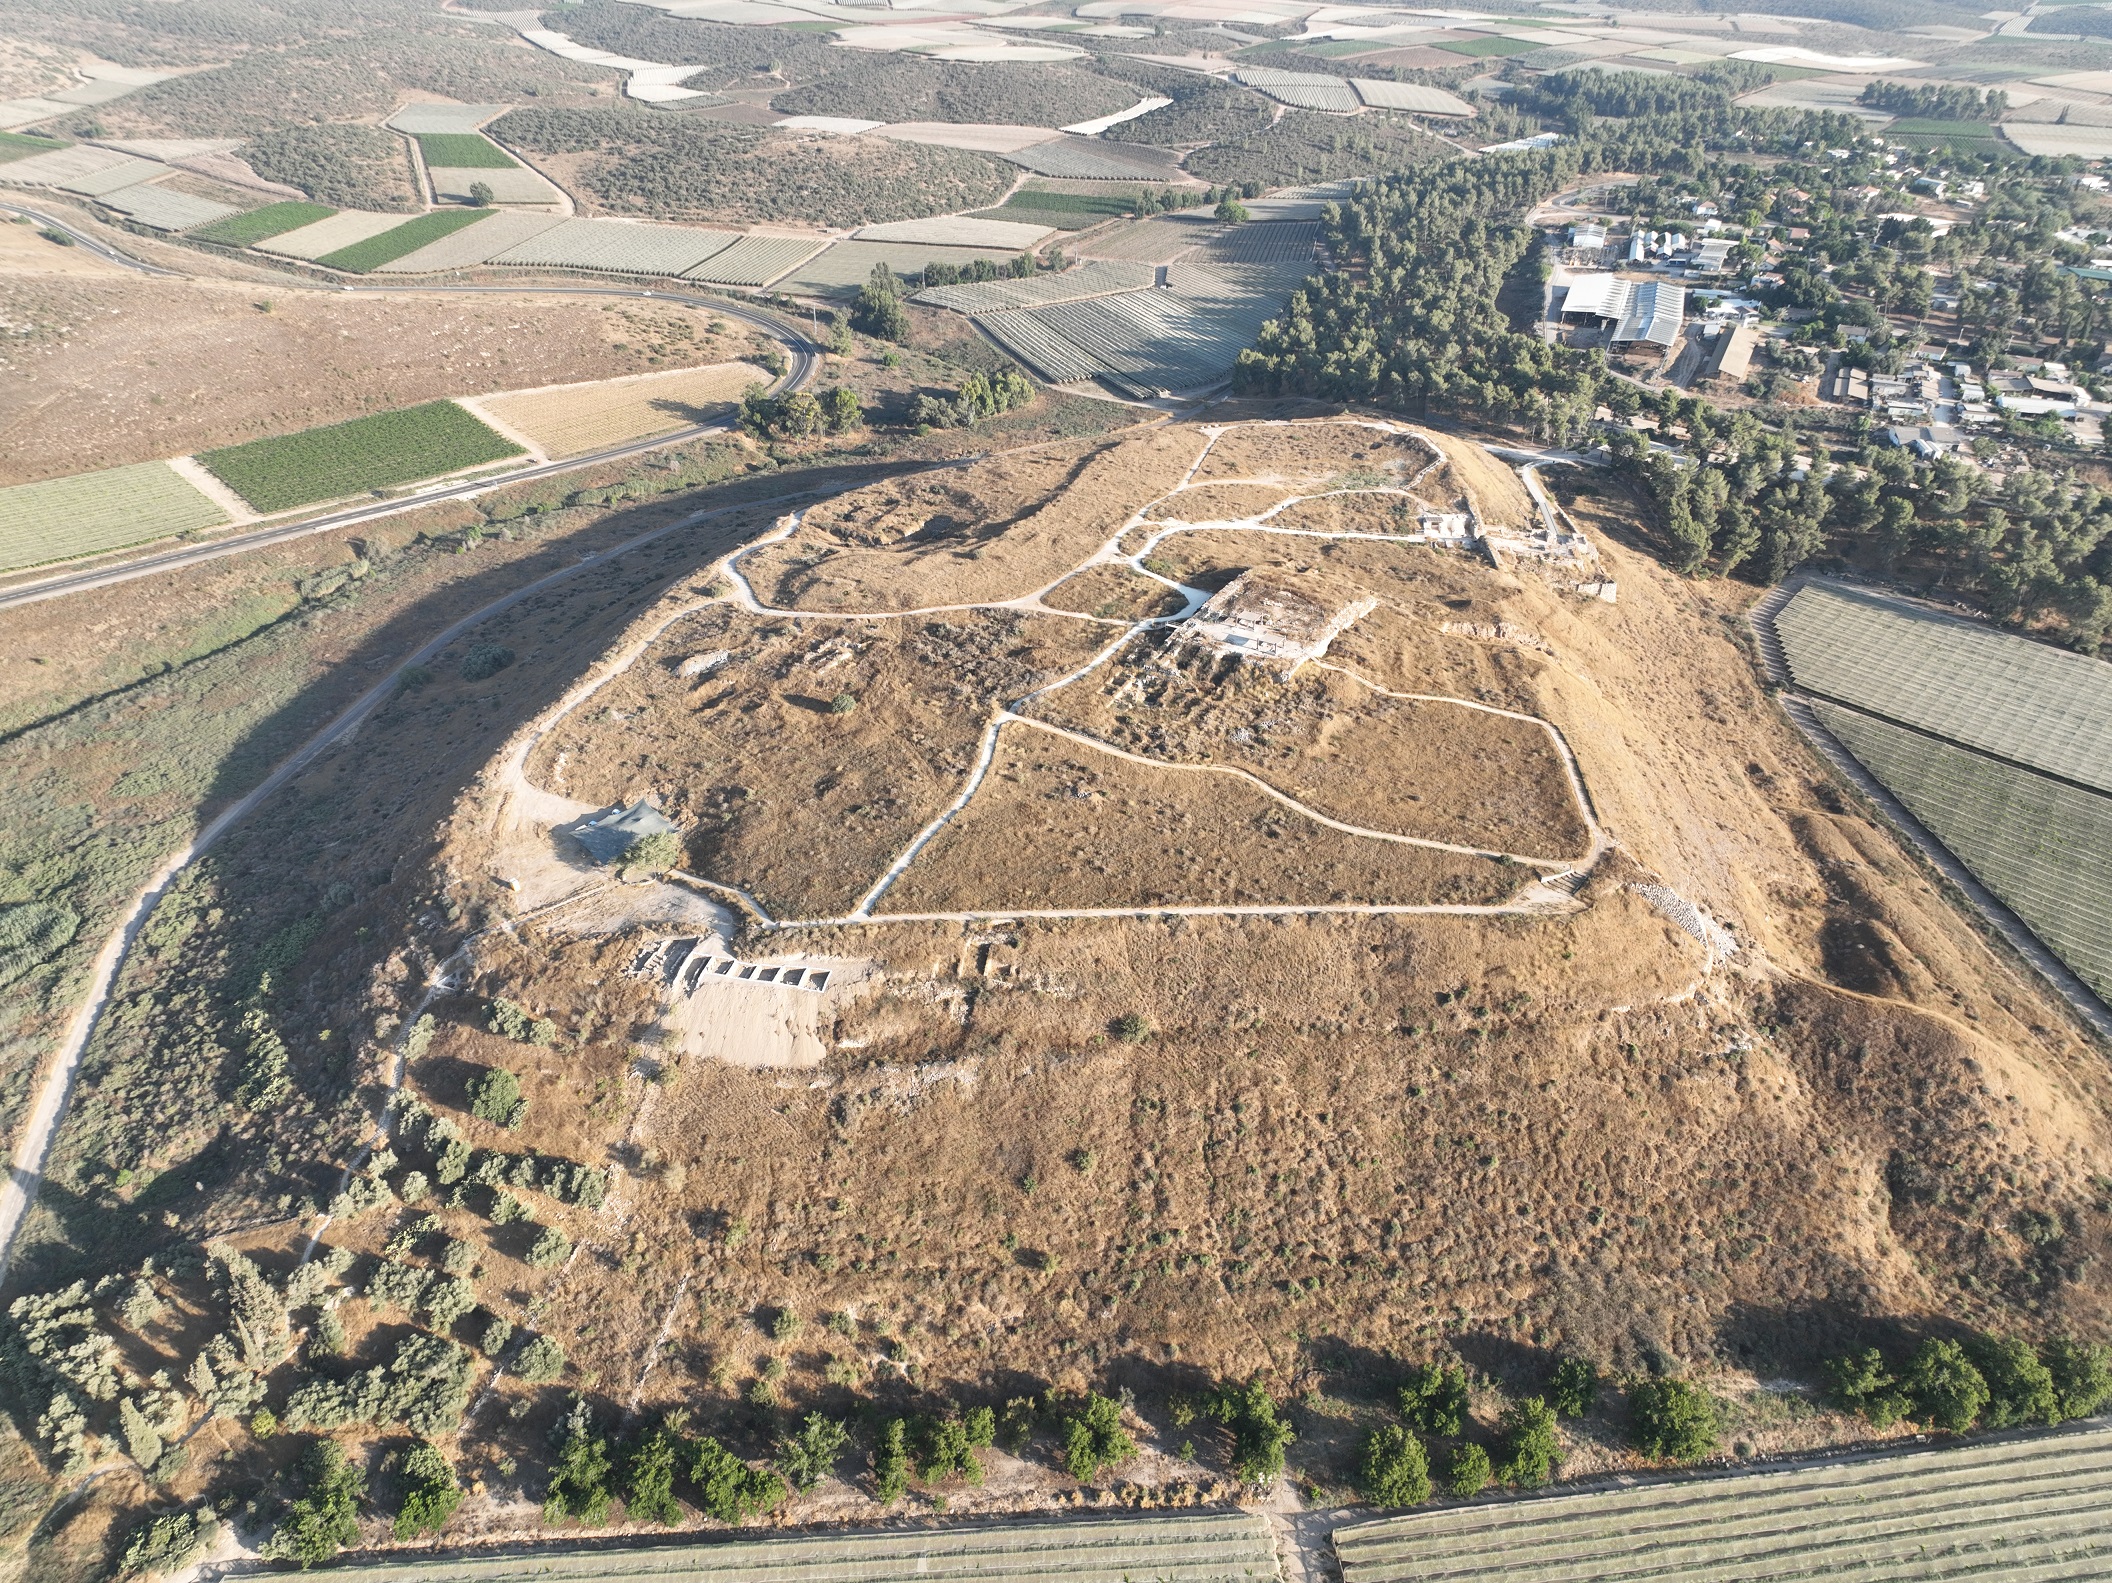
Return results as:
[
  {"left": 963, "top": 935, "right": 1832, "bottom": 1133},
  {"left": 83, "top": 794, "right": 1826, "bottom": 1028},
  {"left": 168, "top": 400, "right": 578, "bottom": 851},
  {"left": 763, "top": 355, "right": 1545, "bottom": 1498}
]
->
[
  {"left": 0, "top": 461, "right": 226, "bottom": 573},
  {"left": 301, "top": 1512, "right": 1280, "bottom": 1582},
  {"left": 1334, "top": 1421, "right": 2112, "bottom": 1582}
]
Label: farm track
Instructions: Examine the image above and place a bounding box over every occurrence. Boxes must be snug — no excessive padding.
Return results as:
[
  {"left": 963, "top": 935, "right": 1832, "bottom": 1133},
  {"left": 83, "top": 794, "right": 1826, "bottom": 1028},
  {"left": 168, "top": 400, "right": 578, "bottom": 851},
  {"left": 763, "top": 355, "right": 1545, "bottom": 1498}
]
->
[
  {"left": 583, "top": 420, "right": 1611, "bottom": 930},
  {"left": 0, "top": 199, "right": 823, "bottom": 613}
]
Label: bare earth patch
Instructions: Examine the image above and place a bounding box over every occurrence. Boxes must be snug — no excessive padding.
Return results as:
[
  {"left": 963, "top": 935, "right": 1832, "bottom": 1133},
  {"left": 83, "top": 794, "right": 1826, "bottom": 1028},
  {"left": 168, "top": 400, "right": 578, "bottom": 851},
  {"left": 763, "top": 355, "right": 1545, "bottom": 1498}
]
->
[
  {"left": 750, "top": 427, "right": 1207, "bottom": 612},
  {"left": 0, "top": 278, "right": 745, "bottom": 484},
  {"left": 524, "top": 605, "right": 1107, "bottom": 919},
  {"left": 878, "top": 719, "right": 1519, "bottom": 912}
]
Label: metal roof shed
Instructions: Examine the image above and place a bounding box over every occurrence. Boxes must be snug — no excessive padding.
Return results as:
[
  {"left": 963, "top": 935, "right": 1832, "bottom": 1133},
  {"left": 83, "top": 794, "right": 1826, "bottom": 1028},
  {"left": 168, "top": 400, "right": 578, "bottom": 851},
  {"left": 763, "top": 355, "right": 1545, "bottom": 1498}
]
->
[{"left": 1613, "top": 281, "right": 1685, "bottom": 347}]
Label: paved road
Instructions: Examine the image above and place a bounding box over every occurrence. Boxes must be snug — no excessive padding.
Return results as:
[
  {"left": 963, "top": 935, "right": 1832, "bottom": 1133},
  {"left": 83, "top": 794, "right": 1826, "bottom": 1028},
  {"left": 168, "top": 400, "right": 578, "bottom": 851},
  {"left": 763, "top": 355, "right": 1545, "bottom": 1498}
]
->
[{"left": 0, "top": 199, "right": 822, "bottom": 612}]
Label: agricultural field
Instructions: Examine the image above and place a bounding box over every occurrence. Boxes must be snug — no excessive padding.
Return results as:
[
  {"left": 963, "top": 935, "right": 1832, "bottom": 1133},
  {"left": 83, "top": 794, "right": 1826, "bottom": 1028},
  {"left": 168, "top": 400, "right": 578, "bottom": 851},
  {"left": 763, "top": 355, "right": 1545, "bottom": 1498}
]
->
[
  {"left": 1002, "top": 136, "right": 1186, "bottom": 181},
  {"left": 956, "top": 224, "right": 1318, "bottom": 397},
  {"left": 475, "top": 361, "right": 768, "bottom": 459},
  {"left": 0, "top": 130, "right": 67, "bottom": 162},
  {"left": 680, "top": 232, "right": 828, "bottom": 287},
  {"left": 1775, "top": 585, "right": 2112, "bottom": 797},
  {"left": 0, "top": 275, "right": 723, "bottom": 480},
  {"left": 1233, "top": 68, "right": 1363, "bottom": 114},
  {"left": 1333, "top": 1423, "right": 2112, "bottom": 1581},
  {"left": 491, "top": 216, "right": 737, "bottom": 276},
  {"left": 0, "top": 460, "right": 226, "bottom": 573},
  {"left": 187, "top": 199, "right": 335, "bottom": 246},
  {"left": 257, "top": 207, "right": 413, "bottom": 260},
  {"left": 317, "top": 209, "right": 495, "bottom": 273},
  {"left": 1813, "top": 703, "right": 2112, "bottom": 1002},
  {"left": 426, "top": 165, "right": 563, "bottom": 205},
  {"left": 304, "top": 1513, "right": 1280, "bottom": 1583},
  {"left": 198, "top": 400, "right": 523, "bottom": 513},
  {"left": 97, "top": 181, "right": 242, "bottom": 232},
  {"left": 374, "top": 210, "right": 564, "bottom": 272},
  {"left": 411, "top": 131, "right": 518, "bottom": 169}
]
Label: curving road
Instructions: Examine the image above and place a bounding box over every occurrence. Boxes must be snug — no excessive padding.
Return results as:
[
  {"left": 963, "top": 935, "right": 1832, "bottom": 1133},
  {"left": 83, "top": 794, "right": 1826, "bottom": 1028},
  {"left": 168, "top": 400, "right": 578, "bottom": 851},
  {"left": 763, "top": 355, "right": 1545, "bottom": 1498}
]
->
[
  {"left": 0, "top": 199, "right": 822, "bottom": 612},
  {"left": 0, "top": 474, "right": 862, "bottom": 1283}
]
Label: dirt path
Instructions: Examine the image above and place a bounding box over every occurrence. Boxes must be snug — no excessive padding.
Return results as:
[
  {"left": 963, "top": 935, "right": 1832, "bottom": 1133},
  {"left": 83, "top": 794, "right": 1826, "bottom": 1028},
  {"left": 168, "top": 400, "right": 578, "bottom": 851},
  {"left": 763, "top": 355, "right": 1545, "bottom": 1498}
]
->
[
  {"left": 0, "top": 491, "right": 828, "bottom": 1282},
  {"left": 518, "top": 422, "right": 1619, "bottom": 935}
]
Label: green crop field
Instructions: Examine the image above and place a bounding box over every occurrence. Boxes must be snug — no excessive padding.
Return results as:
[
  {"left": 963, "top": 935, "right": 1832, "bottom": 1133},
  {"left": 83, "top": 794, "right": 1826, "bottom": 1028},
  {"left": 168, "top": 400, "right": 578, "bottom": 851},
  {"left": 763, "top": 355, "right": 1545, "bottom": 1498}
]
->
[
  {"left": 1335, "top": 1421, "right": 2112, "bottom": 1582},
  {"left": 1775, "top": 584, "right": 2112, "bottom": 797},
  {"left": 316, "top": 208, "right": 494, "bottom": 272},
  {"left": 1434, "top": 35, "right": 1539, "bottom": 56},
  {"left": 300, "top": 1512, "right": 1279, "bottom": 1582},
  {"left": 0, "top": 462, "right": 227, "bottom": 573},
  {"left": 412, "top": 131, "right": 519, "bottom": 168},
  {"left": 198, "top": 401, "right": 523, "bottom": 513},
  {"left": 0, "top": 131, "right": 68, "bottom": 163},
  {"left": 188, "top": 200, "right": 337, "bottom": 246},
  {"left": 1887, "top": 118, "right": 2000, "bottom": 147},
  {"left": 1815, "top": 701, "right": 2112, "bottom": 1002}
]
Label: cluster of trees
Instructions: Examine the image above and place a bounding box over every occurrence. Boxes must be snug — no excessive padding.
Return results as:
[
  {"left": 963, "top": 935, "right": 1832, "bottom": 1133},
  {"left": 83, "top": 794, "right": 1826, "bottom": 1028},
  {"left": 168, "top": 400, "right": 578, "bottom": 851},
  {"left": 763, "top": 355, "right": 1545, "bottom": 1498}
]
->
[
  {"left": 918, "top": 253, "right": 1038, "bottom": 289},
  {"left": 1858, "top": 82, "right": 2007, "bottom": 121},
  {"left": 1824, "top": 1332, "right": 2111, "bottom": 1433},
  {"left": 1359, "top": 1357, "right": 1719, "bottom": 1509},
  {"left": 240, "top": 124, "right": 419, "bottom": 213},
  {"left": 907, "top": 368, "right": 1034, "bottom": 430},
  {"left": 488, "top": 107, "right": 1011, "bottom": 229},
  {"left": 853, "top": 262, "right": 909, "bottom": 343},
  {"left": 739, "top": 386, "right": 864, "bottom": 442},
  {"left": 1234, "top": 147, "right": 1605, "bottom": 441}
]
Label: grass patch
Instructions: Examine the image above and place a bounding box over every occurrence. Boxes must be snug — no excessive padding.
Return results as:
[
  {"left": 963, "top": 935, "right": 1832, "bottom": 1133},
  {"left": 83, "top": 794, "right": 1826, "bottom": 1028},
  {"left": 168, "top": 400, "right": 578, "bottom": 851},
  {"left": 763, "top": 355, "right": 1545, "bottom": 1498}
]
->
[
  {"left": 1434, "top": 35, "right": 1539, "bottom": 57},
  {"left": 188, "top": 200, "right": 337, "bottom": 246},
  {"left": 199, "top": 400, "right": 523, "bottom": 512},
  {"left": 1888, "top": 118, "right": 1996, "bottom": 139},
  {"left": 411, "top": 131, "right": 518, "bottom": 168},
  {"left": 0, "top": 131, "right": 68, "bottom": 163},
  {"left": 315, "top": 208, "right": 494, "bottom": 273},
  {"left": 1004, "top": 189, "right": 1144, "bottom": 218}
]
